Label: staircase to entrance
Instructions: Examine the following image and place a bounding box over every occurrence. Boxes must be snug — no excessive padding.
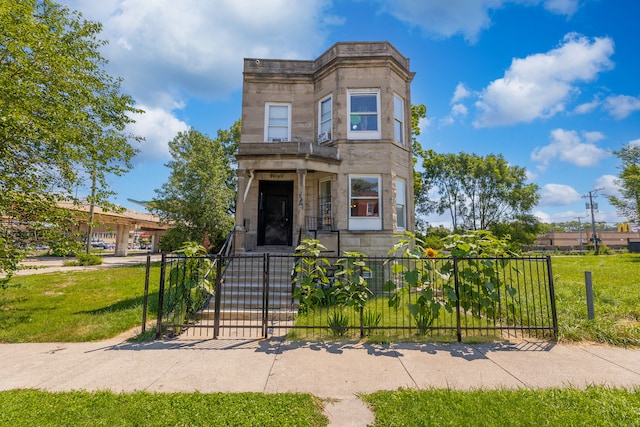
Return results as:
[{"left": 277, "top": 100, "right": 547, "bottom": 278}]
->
[{"left": 194, "top": 250, "right": 298, "bottom": 338}]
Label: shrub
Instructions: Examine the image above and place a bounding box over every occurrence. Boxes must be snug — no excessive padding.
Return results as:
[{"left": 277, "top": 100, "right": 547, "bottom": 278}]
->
[{"left": 64, "top": 252, "right": 103, "bottom": 266}]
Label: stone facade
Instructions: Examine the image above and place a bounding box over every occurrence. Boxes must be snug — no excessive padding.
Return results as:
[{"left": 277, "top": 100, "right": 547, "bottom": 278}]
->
[{"left": 234, "top": 42, "right": 415, "bottom": 256}]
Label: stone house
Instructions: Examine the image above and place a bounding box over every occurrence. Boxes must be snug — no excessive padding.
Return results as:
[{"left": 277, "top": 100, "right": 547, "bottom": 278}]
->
[{"left": 234, "top": 42, "right": 415, "bottom": 256}]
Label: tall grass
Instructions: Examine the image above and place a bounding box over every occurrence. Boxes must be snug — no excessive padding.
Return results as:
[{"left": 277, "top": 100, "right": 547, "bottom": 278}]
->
[{"left": 552, "top": 253, "right": 640, "bottom": 346}]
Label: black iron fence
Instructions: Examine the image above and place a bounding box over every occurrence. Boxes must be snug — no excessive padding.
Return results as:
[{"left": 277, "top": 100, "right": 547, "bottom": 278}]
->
[{"left": 153, "top": 253, "right": 557, "bottom": 342}]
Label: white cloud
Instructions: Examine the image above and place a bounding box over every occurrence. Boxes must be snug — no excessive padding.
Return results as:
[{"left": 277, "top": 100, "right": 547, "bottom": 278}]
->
[
  {"left": 127, "top": 106, "right": 189, "bottom": 162},
  {"left": 595, "top": 174, "right": 621, "bottom": 198},
  {"left": 542, "top": 0, "right": 580, "bottom": 16},
  {"left": 539, "top": 183, "right": 581, "bottom": 206},
  {"left": 603, "top": 95, "right": 640, "bottom": 120},
  {"left": 439, "top": 116, "right": 455, "bottom": 127},
  {"left": 451, "top": 103, "right": 468, "bottom": 117},
  {"left": 65, "top": 0, "right": 334, "bottom": 108},
  {"left": 474, "top": 33, "right": 614, "bottom": 127},
  {"left": 531, "top": 128, "right": 610, "bottom": 169},
  {"left": 583, "top": 131, "right": 605, "bottom": 143},
  {"left": 373, "top": 0, "right": 580, "bottom": 43},
  {"left": 629, "top": 139, "right": 640, "bottom": 148},
  {"left": 526, "top": 169, "right": 538, "bottom": 181},
  {"left": 61, "top": 0, "right": 335, "bottom": 164},
  {"left": 574, "top": 98, "right": 600, "bottom": 114},
  {"left": 451, "top": 83, "right": 471, "bottom": 103}
]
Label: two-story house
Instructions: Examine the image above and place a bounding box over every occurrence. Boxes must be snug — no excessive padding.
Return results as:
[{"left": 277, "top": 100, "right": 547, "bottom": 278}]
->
[{"left": 234, "top": 42, "right": 415, "bottom": 256}]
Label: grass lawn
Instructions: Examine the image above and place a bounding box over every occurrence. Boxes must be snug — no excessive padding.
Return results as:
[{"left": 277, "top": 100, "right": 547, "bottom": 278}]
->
[
  {"left": 0, "top": 264, "right": 159, "bottom": 343},
  {"left": 363, "top": 386, "right": 640, "bottom": 427},
  {"left": 551, "top": 253, "right": 640, "bottom": 346},
  {"left": 0, "top": 390, "right": 328, "bottom": 427},
  {"left": 1, "top": 253, "right": 639, "bottom": 346}
]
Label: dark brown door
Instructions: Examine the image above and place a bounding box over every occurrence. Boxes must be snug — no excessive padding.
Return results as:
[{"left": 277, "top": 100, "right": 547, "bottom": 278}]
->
[{"left": 258, "top": 181, "right": 293, "bottom": 246}]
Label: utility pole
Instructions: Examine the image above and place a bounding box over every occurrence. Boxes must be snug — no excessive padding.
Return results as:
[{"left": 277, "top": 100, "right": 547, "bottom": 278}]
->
[{"left": 583, "top": 188, "right": 603, "bottom": 254}]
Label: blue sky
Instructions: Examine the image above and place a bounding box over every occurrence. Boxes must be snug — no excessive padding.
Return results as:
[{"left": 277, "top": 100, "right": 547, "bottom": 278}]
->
[{"left": 63, "top": 0, "right": 640, "bottom": 227}]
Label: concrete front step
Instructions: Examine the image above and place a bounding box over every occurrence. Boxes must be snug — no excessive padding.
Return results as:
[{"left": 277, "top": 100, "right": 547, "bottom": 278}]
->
[{"left": 196, "top": 308, "right": 298, "bottom": 321}]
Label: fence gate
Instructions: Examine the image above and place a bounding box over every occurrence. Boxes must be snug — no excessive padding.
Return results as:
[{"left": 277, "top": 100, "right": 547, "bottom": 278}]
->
[{"left": 155, "top": 253, "right": 297, "bottom": 339}]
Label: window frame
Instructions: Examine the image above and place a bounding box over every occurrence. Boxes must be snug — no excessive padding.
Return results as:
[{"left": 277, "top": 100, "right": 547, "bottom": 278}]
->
[
  {"left": 319, "top": 178, "right": 332, "bottom": 229},
  {"left": 264, "top": 102, "right": 291, "bottom": 142},
  {"left": 347, "top": 89, "right": 381, "bottom": 140},
  {"left": 395, "top": 177, "right": 406, "bottom": 230},
  {"left": 318, "top": 95, "right": 332, "bottom": 143},
  {"left": 348, "top": 174, "right": 382, "bottom": 230},
  {"left": 394, "top": 94, "right": 405, "bottom": 145}
]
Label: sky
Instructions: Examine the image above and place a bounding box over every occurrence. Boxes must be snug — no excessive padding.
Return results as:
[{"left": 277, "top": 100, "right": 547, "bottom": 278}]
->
[{"left": 62, "top": 0, "right": 640, "bottom": 227}]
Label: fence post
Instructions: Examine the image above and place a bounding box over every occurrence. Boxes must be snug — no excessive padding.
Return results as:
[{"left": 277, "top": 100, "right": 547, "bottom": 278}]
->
[
  {"left": 155, "top": 252, "right": 167, "bottom": 339},
  {"left": 213, "top": 254, "right": 223, "bottom": 339},
  {"left": 453, "top": 257, "right": 462, "bottom": 342},
  {"left": 546, "top": 256, "right": 559, "bottom": 336},
  {"left": 141, "top": 253, "right": 151, "bottom": 334},
  {"left": 262, "top": 253, "right": 270, "bottom": 338},
  {"left": 585, "top": 271, "right": 595, "bottom": 320}
]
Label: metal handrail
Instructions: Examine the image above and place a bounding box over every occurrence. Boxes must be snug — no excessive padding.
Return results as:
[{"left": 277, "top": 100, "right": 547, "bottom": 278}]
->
[{"left": 203, "top": 227, "right": 236, "bottom": 281}]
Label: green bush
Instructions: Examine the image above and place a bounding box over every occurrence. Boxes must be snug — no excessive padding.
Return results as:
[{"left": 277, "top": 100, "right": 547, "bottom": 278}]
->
[{"left": 64, "top": 252, "right": 103, "bottom": 266}]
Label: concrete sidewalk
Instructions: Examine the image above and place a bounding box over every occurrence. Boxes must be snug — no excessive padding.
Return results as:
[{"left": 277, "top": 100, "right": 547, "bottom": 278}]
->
[
  {"left": 11, "top": 253, "right": 162, "bottom": 276},
  {"left": 1, "top": 338, "right": 639, "bottom": 425}
]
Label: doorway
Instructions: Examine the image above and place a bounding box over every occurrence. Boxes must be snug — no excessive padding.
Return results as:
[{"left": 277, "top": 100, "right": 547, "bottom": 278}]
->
[{"left": 258, "top": 180, "right": 293, "bottom": 246}]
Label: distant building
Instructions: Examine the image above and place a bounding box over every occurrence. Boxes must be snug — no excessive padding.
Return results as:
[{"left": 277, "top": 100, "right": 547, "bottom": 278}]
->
[
  {"left": 533, "top": 226, "right": 640, "bottom": 251},
  {"left": 234, "top": 42, "right": 415, "bottom": 256}
]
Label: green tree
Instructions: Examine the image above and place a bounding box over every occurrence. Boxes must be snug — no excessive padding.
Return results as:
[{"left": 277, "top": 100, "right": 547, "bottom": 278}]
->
[
  {"left": 0, "top": 0, "right": 142, "bottom": 281},
  {"left": 609, "top": 143, "right": 640, "bottom": 222},
  {"left": 418, "top": 151, "right": 539, "bottom": 231},
  {"left": 489, "top": 214, "right": 542, "bottom": 250},
  {"left": 152, "top": 128, "right": 235, "bottom": 252},
  {"left": 411, "top": 104, "right": 427, "bottom": 206}
]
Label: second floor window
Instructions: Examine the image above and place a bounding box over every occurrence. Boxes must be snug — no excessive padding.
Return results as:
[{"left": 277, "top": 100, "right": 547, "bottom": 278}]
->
[
  {"left": 394, "top": 95, "right": 405, "bottom": 145},
  {"left": 347, "top": 89, "right": 380, "bottom": 140},
  {"left": 318, "top": 96, "right": 332, "bottom": 143},
  {"left": 265, "top": 103, "right": 291, "bottom": 142}
]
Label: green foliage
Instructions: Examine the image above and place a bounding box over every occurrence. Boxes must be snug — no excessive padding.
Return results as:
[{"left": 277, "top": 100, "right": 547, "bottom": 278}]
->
[
  {"left": 411, "top": 103, "right": 427, "bottom": 205},
  {"left": 0, "top": 390, "right": 328, "bottom": 427},
  {"left": 364, "top": 387, "right": 640, "bottom": 427},
  {"left": 163, "top": 242, "right": 214, "bottom": 332},
  {"left": 65, "top": 252, "right": 103, "bottom": 266},
  {"left": 327, "top": 310, "right": 349, "bottom": 337},
  {"left": 333, "top": 251, "right": 373, "bottom": 311},
  {"left": 489, "top": 213, "right": 542, "bottom": 251},
  {"left": 386, "top": 232, "right": 451, "bottom": 335},
  {"left": 417, "top": 150, "right": 539, "bottom": 231},
  {"left": 152, "top": 127, "right": 236, "bottom": 251},
  {"left": 292, "top": 239, "right": 331, "bottom": 313},
  {"left": 0, "top": 1, "right": 142, "bottom": 280},
  {"left": 387, "top": 231, "right": 519, "bottom": 334},
  {"left": 609, "top": 143, "right": 640, "bottom": 222},
  {"left": 362, "top": 310, "right": 382, "bottom": 336}
]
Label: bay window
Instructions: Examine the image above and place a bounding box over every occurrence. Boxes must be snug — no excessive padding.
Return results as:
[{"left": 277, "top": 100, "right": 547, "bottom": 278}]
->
[
  {"left": 347, "top": 89, "right": 380, "bottom": 140},
  {"left": 349, "top": 175, "right": 382, "bottom": 230}
]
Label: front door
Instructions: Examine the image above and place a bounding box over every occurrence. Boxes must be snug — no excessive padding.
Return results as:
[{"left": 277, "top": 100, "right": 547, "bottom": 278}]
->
[{"left": 258, "top": 181, "right": 293, "bottom": 246}]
